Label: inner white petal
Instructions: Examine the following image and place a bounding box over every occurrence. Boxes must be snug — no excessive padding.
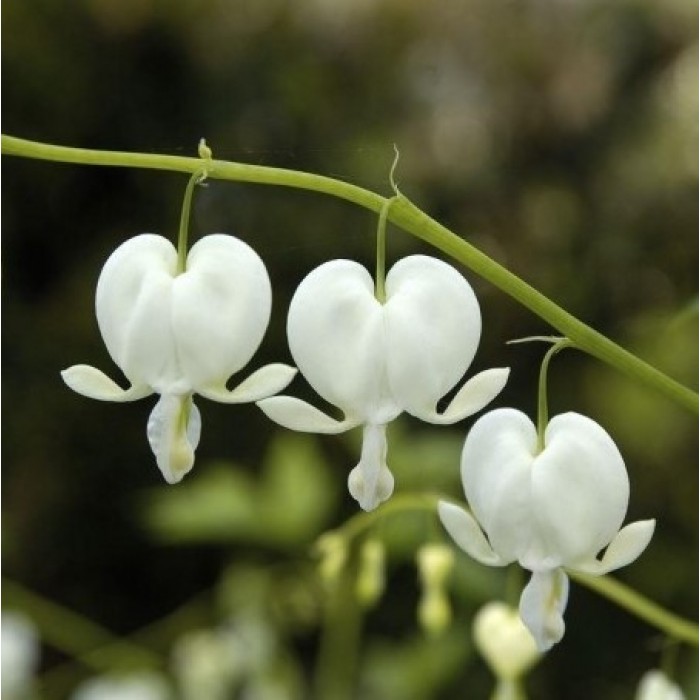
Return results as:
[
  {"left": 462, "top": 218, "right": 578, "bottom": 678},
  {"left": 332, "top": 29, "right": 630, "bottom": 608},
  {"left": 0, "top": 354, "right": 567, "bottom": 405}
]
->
[
  {"left": 146, "top": 394, "right": 201, "bottom": 484},
  {"left": 347, "top": 423, "right": 394, "bottom": 511}
]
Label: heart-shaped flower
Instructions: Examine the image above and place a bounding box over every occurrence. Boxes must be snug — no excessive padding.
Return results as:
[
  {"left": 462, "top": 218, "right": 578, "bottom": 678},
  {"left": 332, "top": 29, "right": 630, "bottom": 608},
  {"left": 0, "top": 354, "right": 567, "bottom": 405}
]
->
[
  {"left": 62, "top": 234, "right": 296, "bottom": 483},
  {"left": 258, "top": 255, "right": 509, "bottom": 510},
  {"left": 439, "top": 409, "right": 655, "bottom": 651}
]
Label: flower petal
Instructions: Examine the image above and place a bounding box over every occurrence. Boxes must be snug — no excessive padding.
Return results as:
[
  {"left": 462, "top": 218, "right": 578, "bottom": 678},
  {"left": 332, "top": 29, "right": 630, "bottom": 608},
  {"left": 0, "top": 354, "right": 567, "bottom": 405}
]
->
[
  {"left": 286, "top": 259, "right": 397, "bottom": 422},
  {"left": 146, "top": 394, "right": 201, "bottom": 483},
  {"left": 173, "top": 234, "right": 273, "bottom": 389},
  {"left": 199, "top": 363, "right": 297, "bottom": 404},
  {"left": 257, "top": 396, "right": 360, "bottom": 433},
  {"left": 96, "top": 234, "right": 183, "bottom": 392},
  {"left": 461, "top": 409, "right": 539, "bottom": 564},
  {"left": 384, "top": 255, "right": 483, "bottom": 417},
  {"left": 529, "top": 413, "right": 629, "bottom": 568},
  {"left": 518, "top": 569, "right": 569, "bottom": 652},
  {"left": 412, "top": 367, "right": 510, "bottom": 425},
  {"left": 61, "top": 365, "right": 151, "bottom": 402},
  {"left": 347, "top": 423, "right": 394, "bottom": 511},
  {"left": 572, "top": 519, "right": 656, "bottom": 575},
  {"left": 437, "top": 501, "right": 506, "bottom": 566}
]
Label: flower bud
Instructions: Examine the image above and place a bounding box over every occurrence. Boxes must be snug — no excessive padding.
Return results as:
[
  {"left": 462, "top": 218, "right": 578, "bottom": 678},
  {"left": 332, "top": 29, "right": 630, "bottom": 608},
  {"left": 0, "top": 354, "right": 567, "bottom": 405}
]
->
[
  {"left": 473, "top": 602, "right": 540, "bottom": 681},
  {"left": 635, "top": 670, "right": 686, "bottom": 700},
  {"left": 315, "top": 533, "right": 348, "bottom": 589},
  {"left": 355, "top": 538, "right": 386, "bottom": 608},
  {"left": 416, "top": 544, "right": 454, "bottom": 636}
]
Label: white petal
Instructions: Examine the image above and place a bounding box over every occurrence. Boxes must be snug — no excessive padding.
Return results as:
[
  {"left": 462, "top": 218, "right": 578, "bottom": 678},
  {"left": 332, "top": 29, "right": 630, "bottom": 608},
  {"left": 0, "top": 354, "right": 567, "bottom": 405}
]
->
[
  {"left": 518, "top": 569, "right": 569, "bottom": 652},
  {"left": 257, "top": 396, "right": 360, "bottom": 433},
  {"left": 529, "top": 413, "right": 629, "bottom": 568},
  {"left": 572, "top": 520, "right": 656, "bottom": 575},
  {"left": 199, "top": 364, "right": 297, "bottom": 404},
  {"left": 411, "top": 367, "right": 510, "bottom": 424},
  {"left": 61, "top": 365, "right": 151, "bottom": 402},
  {"left": 437, "top": 501, "right": 506, "bottom": 566},
  {"left": 384, "top": 255, "right": 483, "bottom": 416},
  {"left": 286, "top": 260, "right": 398, "bottom": 422},
  {"left": 347, "top": 423, "right": 394, "bottom": 511},
  {"left": 96, "top": 234, "right": 183, "bottom": 392},
  {"left": 461, "top": 409, "right": 540, "bottom": 564},
  {"left": 146, "top": 394, "right": 201, "bottom": 483},
  {"left": 173, "top": 234, "right": 273, "bottom": 389}
]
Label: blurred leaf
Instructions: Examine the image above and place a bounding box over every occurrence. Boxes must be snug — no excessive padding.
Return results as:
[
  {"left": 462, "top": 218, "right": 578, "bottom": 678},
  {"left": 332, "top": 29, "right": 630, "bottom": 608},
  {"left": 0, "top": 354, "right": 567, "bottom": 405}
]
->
[
  {"left": 360, "top": 627, "right": 476, "bottom": 700},
  {"left": 139, "top": 433, "right": 339, "bottom": 548}
]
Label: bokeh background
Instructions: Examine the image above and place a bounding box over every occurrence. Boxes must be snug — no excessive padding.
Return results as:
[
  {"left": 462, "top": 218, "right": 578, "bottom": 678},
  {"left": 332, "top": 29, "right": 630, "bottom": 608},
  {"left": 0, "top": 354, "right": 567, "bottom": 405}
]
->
[{"left": 2, "top": 0, "right": 697, "bottom": 698}]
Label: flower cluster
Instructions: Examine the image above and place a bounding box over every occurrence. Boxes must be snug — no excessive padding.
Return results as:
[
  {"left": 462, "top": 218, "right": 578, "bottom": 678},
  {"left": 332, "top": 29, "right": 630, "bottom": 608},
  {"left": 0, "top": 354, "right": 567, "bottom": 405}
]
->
[
  {"left": 64, "top": 227, "right": 656, "bottom": 652},
  {"left": 64, "top": 242, "right": 507, "bottom": 509}
]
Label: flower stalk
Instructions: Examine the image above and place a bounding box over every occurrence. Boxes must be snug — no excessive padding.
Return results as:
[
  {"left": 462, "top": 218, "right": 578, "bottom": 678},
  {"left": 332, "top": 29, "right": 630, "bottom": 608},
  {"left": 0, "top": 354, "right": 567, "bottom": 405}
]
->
[{"left": 2, "top": 134, "right": 695, "bottom": 413}]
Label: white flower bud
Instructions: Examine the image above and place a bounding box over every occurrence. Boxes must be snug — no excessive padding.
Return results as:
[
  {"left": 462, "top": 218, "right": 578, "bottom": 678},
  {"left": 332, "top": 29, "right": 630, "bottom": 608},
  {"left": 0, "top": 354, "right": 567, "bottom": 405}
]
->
[{"left": 473, "top": 602, "right": 540, "bottom": 681}]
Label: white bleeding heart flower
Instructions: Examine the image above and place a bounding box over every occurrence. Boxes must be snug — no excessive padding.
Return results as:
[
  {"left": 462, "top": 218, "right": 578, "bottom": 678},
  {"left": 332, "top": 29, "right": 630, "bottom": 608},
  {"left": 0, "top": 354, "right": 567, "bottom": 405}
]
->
[
  {"left": 62, "top": 233, "right": 296, "bottom": 484},
  {"left": 257, "top": 255, "right": 509, "bottom": 511},
  {"left": 438, "top": 409, "right": 655, "bottom": 651}
]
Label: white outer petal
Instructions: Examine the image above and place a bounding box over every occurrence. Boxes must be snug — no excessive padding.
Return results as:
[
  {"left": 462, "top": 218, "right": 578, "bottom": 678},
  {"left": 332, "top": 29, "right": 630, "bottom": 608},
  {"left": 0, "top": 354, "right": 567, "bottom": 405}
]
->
[
  {"left": 257, "top": 396, "right": 361, "bottom": 433},
  {"left": 437, "top": 501, "right": 507, "bottom": 566},
  {"left": 287, "top": 260, "right": 397, "bottom": 422},
  {"left": 414, "top": 367, "right": 510, "bottom": 425},
  {"left": 518, "top": 569, "right": 569, "bottom": 652},
  {"left": 572, "top": 519, "right": 656, "bottom": 575},
  {"left": 199, "top": 364, "right": 297, "bottom": 404},
  {"left": 96, "top": 234, "right": 182, "bottom": 392},
  {"left": 173, "top": 234, "right": 272, "bottom": 389},
  {"left": 461, "top": 409, "right": 540, "bottom": 564},
  {"left": 528, "top": 412, "right": 629, "bottom": 569},
  {"left": 61, "top": 365, "right": 151, "bottom": 402},
  {"left": 384, "top": 255, "right": 483, "bottom": 417}
]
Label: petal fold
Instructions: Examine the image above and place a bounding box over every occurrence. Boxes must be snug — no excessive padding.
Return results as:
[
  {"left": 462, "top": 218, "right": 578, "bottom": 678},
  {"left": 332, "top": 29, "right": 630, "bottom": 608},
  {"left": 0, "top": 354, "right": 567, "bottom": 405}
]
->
[
  {"left": 61, "top": 365, "right": 151, "bottom": 402},
  {"left": 146, "top": 394, "right": 201, "bottom": 484},
  {"left": 199, "top": 364, "right": 297, "bottom": 404},
  {"left": 257, "top": 396, "right": 360, "bottom": 434},
  {"left": 518, "top": 569, "right": 569, "bottom": 652},
  {"left": 411, "top": 367, "right": 510, "bottom": 425},
  {"left": 572, "top": 519, "right": 656, "bottom": 575},
  {"left": 437, "top": 501, "right": 506, "bottom": 566}
]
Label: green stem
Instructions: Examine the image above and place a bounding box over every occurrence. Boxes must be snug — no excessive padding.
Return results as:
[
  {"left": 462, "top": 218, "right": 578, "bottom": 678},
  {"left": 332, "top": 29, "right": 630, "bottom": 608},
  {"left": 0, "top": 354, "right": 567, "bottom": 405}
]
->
[
  {"left": 176, "top": 170, "right": 205, "bottom": 273},
  {"left": 374, "top": 197, "right": 394, "bottom": 302},
  {"left": 2, "top": 134, "right": 697, "bottom": 413},
  {"left": 2, "top": 578, "right": 161, "bottom": 669},
  {"left": 313, "top": 563, "right": 363, "bottom": 700},
  {"left": 536, "top": 338, "right": 574, "bottom": 449},
  {"left": 567, "top": 570, "right": 699, "bottom": 646}
]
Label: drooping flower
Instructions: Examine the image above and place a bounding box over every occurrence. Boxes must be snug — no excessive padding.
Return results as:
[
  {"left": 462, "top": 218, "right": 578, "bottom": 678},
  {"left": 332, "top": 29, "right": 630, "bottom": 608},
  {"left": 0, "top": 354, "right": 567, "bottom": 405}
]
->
[
  {"left": 257, "top": 255, "right": 509, "bottom": 511},
  {"left": 438, "top": 409, "right": 655, "bottom": 651},
  {"left": 62, "top": 234, "right": 296, "bottom": 483}
]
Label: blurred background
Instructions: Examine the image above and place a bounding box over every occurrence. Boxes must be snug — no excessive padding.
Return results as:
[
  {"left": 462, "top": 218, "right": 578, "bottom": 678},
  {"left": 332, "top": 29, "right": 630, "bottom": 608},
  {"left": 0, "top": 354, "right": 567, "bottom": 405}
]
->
[{"left": 2, "top": 0, "right": 697, "bottom": 698}]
